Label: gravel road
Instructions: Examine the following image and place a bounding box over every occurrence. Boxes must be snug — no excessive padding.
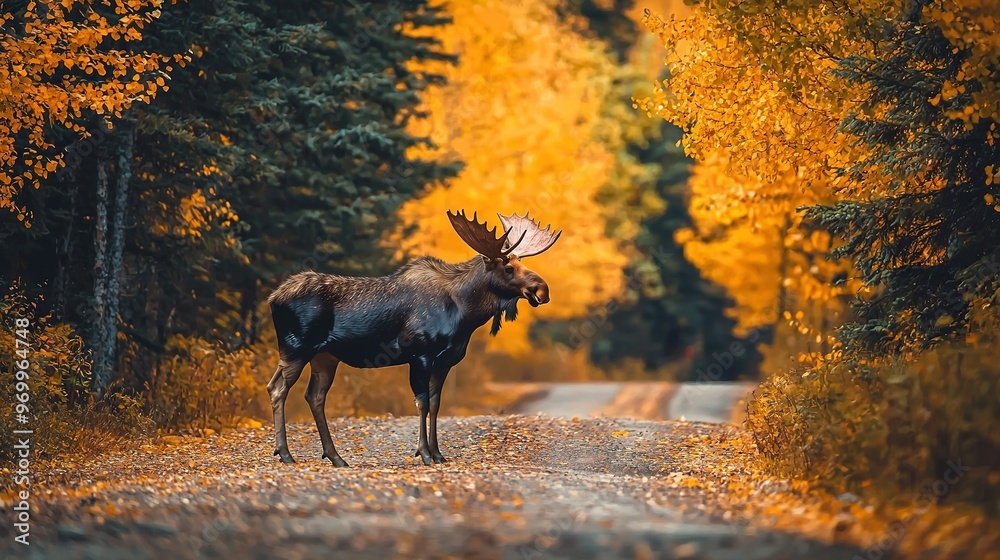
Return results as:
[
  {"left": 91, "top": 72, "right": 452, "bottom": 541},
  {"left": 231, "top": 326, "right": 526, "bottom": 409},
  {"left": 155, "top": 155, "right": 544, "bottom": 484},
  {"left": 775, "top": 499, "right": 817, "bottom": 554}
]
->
[
  {"left": 2, "top": 415, "right": 860, "bottom": 559},
  {"left": 505, "top": 381, "right": 755, "bottom": 423}
]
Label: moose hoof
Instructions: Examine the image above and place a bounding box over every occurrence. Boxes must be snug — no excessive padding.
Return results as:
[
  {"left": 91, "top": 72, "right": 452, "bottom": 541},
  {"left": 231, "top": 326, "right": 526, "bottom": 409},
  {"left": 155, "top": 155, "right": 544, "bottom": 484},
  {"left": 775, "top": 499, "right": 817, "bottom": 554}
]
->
[
  {"left": 431, "top": 454, "right": 447, "bottom": 465},
  {"left": 414, "top": 449, "right": 433, "bottom": 466},
  {"left": 323, "top": 453, "right": 350, "bottom": 467},
  {"left": 274, "top": 449, "right": 296, "bottom": 464}
]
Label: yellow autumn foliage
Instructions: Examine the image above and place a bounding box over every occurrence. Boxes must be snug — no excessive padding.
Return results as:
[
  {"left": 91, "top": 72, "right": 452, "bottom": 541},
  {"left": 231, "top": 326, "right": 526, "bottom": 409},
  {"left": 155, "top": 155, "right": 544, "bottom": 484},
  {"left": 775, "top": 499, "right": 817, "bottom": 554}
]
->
[
  {"left": 394, "top": 0, "right": 655, "bottom": 353},
  {"left": 643, "top": 0, "right": 1000, "bottom": 526},
  {"left": 927, "top": 0, "right": 1000, "bottom": 130},
  {"left": 641, "top": 0, "right": 1000, "bottom": 343},
  {"left": 0, "top": 0, "right": 181, "bottom": 224},
  {"left": 748, "top": 311, "right": 1000, "bottom": 511},
  {"left": 637, "top": 3, "right": 877, "bottom": 360},
  {"left": 0, "top": 285, "right": 149, "bottom": 459}
]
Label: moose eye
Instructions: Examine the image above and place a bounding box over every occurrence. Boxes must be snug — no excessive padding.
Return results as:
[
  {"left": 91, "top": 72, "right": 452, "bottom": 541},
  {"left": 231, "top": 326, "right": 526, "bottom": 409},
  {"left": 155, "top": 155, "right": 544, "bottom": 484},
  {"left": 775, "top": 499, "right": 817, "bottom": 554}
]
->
[{"left": 504, "top": 265, "right": 514, "bottom": 275}]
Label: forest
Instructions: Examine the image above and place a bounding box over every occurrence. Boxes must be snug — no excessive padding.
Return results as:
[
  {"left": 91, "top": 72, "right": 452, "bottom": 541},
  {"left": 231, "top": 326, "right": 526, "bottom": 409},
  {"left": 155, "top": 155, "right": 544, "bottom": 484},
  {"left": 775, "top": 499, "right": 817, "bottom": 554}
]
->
[{"left": 1, "top": 0, "right": 999, "bottom": 558}]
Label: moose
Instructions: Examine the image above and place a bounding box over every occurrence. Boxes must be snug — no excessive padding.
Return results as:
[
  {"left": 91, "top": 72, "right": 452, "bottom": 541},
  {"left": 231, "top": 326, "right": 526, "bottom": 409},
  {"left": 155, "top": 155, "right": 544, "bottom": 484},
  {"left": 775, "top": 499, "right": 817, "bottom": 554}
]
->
[{"left": 266, "top": 210, "right": 561, "bottom": 466}]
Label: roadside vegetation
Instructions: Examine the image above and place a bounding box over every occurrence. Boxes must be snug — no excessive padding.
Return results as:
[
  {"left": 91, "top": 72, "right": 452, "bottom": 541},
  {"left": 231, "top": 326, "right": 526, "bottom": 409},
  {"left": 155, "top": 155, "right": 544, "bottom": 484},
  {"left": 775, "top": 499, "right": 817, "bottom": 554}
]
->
[{"left": 640, "top": 0, "right": 1000, "bottom": 554}]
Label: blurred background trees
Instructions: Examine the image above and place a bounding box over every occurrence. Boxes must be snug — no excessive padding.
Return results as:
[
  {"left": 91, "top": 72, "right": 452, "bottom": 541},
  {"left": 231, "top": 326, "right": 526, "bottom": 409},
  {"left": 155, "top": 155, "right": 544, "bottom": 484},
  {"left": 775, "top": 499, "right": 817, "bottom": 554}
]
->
[
  {"left": 393, "top": 0, "right": 751, "bottom": 379},
  {"left": 3, "top": 0, "right": 750, "bottom": 431}
]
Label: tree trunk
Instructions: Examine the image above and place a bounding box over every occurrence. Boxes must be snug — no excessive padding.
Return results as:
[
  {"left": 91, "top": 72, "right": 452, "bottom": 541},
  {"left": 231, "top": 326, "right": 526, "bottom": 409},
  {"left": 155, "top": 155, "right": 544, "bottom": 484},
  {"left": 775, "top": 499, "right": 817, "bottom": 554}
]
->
[
  {"left": 91, "top": 157, "right": 111, "bottom": 397},
  {"left": 240, "top": 273, "right": 259, "bottom": 347},
  {"left": 91, "top": 125, "right": 134, "bottom": 398},
  {"left": 775, "top": 216, "right": 794, "bottom": 324}
]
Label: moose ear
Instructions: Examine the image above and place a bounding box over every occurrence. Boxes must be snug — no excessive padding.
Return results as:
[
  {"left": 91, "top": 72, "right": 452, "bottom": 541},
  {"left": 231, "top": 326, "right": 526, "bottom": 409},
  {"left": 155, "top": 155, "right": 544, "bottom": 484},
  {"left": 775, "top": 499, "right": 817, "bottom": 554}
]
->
[{"left": 482, "top": 255, "right": 505, "bottom": 271}]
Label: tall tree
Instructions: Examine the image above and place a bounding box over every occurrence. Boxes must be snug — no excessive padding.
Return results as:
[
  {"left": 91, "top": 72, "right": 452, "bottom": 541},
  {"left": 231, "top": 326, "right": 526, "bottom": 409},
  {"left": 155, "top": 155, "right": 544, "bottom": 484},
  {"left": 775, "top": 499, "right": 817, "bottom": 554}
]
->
[
  {"left": 0, "top": 0, "right": 177, "bottom": 396},
  {"left": 637, "top": 1, "right": 876, "bottom": 367},
  {"left": 118, "top": 0, "right": 460, "bottom": 388},
  {"left": 804, "top": 0, "right": 1000, "bottom": 356},
  {"left": 561, "top": 0, "right": 753, "bottom": 379},
  {"left": 639, "top": 0, "right": 999, "bottom": 364}
]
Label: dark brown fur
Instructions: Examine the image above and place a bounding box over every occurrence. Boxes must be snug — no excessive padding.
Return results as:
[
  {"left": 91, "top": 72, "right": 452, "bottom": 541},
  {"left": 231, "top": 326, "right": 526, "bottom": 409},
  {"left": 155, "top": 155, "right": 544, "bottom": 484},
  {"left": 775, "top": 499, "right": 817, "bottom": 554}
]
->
[{"left": 266, "top": 254, "right": 551, "bottom": 467}]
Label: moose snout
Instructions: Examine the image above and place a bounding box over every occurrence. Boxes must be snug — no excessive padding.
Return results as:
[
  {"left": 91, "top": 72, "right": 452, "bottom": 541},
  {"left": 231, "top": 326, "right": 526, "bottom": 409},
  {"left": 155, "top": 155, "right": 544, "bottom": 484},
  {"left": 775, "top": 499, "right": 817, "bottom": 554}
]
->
[{"left": 522, "top": 281, "right": 550, "bottom": 307}]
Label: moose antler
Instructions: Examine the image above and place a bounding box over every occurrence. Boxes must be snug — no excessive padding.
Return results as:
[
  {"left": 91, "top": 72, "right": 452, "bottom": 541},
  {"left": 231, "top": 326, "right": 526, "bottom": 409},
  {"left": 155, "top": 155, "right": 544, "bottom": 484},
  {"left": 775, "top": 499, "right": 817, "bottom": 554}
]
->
[
  {"left": 447, "top": 210, "right": 526, "bottom": 260},
  {"left": 497, "top": 212, "right": 561, "bottom": 258}
]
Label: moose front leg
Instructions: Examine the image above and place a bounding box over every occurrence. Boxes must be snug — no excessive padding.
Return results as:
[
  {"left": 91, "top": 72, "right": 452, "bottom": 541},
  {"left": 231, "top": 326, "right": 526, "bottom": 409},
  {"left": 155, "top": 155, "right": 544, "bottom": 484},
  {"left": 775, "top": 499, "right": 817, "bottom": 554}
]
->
[
  {"left": 428, "top": 368, "right": 451, "bottom": 464},
  {"left": 409, "top": 365, "right": 433, "bottom": 466}
]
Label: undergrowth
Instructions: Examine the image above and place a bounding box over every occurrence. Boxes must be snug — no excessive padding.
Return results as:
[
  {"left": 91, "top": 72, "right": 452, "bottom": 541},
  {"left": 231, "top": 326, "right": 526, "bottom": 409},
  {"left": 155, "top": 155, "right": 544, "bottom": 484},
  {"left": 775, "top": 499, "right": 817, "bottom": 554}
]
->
[
  {"left": 0, "top": 286, "right": 150, "bottom": 463},
  {"left": 747, "top": 312, "right": 1000, "bottom": 516}
]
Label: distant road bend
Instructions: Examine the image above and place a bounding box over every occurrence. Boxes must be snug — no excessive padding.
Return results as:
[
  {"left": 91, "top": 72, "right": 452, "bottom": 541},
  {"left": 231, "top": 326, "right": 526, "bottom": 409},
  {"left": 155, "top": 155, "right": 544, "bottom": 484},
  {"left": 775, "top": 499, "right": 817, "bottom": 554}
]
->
[{"left": 502, "top": 380, "right": 756, "bottom": 423}]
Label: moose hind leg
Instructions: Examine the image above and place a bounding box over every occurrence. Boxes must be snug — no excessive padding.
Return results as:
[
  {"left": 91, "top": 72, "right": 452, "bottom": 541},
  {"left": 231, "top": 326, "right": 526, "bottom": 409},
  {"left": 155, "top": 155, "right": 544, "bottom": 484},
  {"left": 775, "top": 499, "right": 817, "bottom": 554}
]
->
[
  {"left": 268, "top": 357, "right": 307, "bottom": 463},
  {"left": 305, "top": 354, "right": 349, "bottom": 467}
]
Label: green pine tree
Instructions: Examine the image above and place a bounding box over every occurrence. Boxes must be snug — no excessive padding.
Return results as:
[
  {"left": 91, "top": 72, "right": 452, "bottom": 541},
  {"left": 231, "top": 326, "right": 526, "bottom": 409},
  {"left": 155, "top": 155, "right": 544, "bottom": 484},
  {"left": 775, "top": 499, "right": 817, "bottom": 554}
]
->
[{"left": 804, "top": 4, "right": 1000, "bottom": 357}]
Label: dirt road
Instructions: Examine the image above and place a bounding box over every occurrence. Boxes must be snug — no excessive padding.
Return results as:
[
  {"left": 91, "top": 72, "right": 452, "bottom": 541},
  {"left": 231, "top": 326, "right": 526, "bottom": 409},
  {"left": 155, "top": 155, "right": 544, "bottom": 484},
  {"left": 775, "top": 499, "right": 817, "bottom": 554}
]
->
[
  {"left": 3, "top": 415, "right": 860, "bottom": 559},
  {"left": 503, "top": 381, "right": 755, "bottom": 423}
]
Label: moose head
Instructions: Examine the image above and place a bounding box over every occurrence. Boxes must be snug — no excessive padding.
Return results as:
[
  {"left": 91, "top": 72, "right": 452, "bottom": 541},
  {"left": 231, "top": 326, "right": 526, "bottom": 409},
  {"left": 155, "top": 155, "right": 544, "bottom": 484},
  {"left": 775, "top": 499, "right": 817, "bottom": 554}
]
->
[{"left": 447, "top": 210, "right": 561, "bottom": 310}]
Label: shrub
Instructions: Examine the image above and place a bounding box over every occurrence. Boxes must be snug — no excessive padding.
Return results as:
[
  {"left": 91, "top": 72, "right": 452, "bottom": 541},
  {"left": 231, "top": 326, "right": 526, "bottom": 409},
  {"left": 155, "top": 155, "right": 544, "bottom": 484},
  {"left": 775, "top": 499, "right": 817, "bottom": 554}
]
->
[
  {"left": 146, "top": 334, "right": 271, "bottom": 430},
  {"left": 0, "top": 285, "right": 150, "bottom": 460},
  {"left": 748, "top": 316, "right": 1000, "bottom": 513}
]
